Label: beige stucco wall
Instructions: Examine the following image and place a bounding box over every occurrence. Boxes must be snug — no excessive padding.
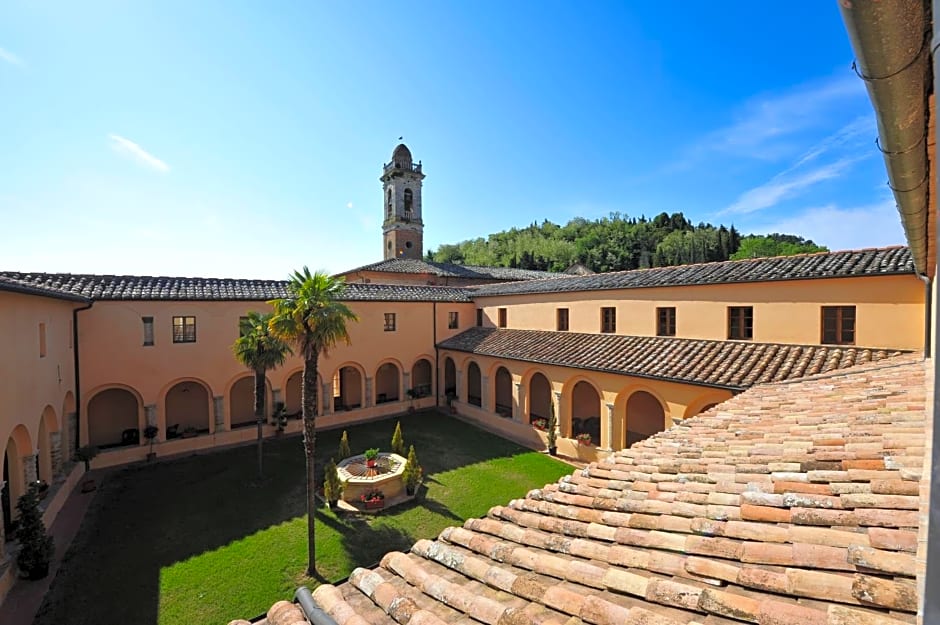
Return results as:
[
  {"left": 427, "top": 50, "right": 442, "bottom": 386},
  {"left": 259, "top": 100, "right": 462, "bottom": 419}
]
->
[
  {"left": 438, "top": 349, "right": 734, "bottom": 463},
  {"left": 0, "top": 292, "right": 77, "bottom": 521},
  {"left": 474, "top": 274, "right": 925, "bottom": 350},
  {"left": 77, "top": 298, "right": 476, "bottom": 462}
]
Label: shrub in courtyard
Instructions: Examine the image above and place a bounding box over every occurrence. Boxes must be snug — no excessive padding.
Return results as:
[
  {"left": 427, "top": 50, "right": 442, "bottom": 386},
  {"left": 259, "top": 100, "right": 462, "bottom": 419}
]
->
[
  {"left": 338, "top": 430, "right": 351, "bottom": 460},
  {"left": 402, "top": 445, "right": 422, "bottom": 495},
  {"left": 74, "top": 445, "right": 99, "bottom": 472},
  {"left": 391, "top": 421, "right": 405, "bottom": 455},
  {"left": 16, "top": 483, "right": 55, "bottom": 580},
  {"left": 322, "top": 458, "right": 343, "bottom": 507}
]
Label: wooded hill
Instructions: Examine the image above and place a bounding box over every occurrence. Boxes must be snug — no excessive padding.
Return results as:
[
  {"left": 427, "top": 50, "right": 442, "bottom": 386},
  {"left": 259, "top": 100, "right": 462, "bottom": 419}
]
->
[{"left": 426, "top": 212, "right": 827, "bottom": 273}]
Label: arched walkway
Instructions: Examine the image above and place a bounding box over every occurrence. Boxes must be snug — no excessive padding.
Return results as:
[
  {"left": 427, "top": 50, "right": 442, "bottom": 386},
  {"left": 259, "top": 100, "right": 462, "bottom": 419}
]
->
[
  {"left": 335, "top": 366, "right": 363, "bottom": 411},
  {"left": 3, "top": 425, "right": 33, "bottom": 532},
  {"left": 165, "top": 381, "right": 211, "bottom": 436},
  {"left": 494, "top": 367, "right": 512, "bottom": 418},
  {"left": 411, "top": 359, "right": 432, "bottom": 397},
  {"left": 528, "top": 372, "right": 552, "bottom": 426},
  {"left": 571, "top": 381, "right": 600, "bottom": 445},
  {"left": 444, "top": 357, "right": 456, "bottom": 398},
  {"left": 38, "top": 405, "right": 59, "bottom": 484},
  {"left": 375, "top": 363, "right": 400, "bottom": 404},
  {"left": 467, "top": 362, "right": 482, "bottom": 407},
  {"left": 87, "top": 387, "right": 141, "bottom": 448},
  {"left": 625, "top": 390, "right": 666, "bottom": 447},
  {"left": 230, "top": 375, "right": 273, "bottom": 429}
]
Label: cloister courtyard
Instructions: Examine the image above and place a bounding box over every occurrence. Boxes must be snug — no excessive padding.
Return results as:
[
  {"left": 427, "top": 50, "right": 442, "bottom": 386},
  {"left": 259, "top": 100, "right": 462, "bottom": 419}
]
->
[{"left": 31, "top": 412, "right": 572, "bottom": 625}]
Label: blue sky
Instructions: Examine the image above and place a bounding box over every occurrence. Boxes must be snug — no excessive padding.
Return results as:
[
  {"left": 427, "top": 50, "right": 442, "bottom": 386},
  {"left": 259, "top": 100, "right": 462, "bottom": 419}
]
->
[{"left": 0, "top": 2, "right": 903, "bottom": 279}]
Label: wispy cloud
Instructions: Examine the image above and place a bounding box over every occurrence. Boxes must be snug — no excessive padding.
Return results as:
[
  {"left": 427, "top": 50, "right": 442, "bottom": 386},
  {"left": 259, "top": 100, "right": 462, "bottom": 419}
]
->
[
  {"left": 749, "top": 199, "right": 904, "bottom": 251},
  {"left": 721, "top": 156, "right": 862, "bottom": 215},
  {"left": 0, "top": 46, "right": 24, "bottom": 66},
  {"left": 108, "top": 134, "right": 170, "bottom": 173}
]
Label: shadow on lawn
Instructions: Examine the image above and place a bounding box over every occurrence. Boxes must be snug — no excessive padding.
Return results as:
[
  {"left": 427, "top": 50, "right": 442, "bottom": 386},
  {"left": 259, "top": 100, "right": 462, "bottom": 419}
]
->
[{"left": 33, "top": 410, "right": 539, "bottom": 625}]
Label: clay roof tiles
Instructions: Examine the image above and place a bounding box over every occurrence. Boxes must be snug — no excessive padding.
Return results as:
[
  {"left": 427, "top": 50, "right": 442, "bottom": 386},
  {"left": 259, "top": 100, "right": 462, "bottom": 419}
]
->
[
  {"left": 236, "top": 355, "right": 927, "bottom": 625},
  {"left": 469, "top": 246, "right": 914, "bottom": 297},
  {"left": 437, "top": 327, "right": 906, "bottom": 390},
  {"left": 0, "top": 272, "right": 472, "bottom": 303},
  {"left": 0, "top": 274, "right": 90, "bottom": 302},
  {"left": 344, "top": 259, "right": 564, "bottom": 282}
]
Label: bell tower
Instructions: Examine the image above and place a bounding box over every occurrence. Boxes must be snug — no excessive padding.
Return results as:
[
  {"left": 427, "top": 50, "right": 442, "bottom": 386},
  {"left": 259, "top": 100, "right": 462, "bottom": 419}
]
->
[{"left": 381, "top": 143, "right": 425, "bottom": 260}]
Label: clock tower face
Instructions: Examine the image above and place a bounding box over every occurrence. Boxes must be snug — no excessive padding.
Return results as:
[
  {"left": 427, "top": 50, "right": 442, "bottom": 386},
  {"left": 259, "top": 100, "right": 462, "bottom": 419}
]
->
[{"left": 381, "top": 144, "right": 425, "bottom": 260}]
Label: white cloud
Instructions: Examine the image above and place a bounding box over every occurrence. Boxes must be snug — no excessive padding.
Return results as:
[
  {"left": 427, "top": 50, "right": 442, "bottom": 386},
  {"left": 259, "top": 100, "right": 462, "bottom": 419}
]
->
[
  {"left": 721, "top": 157, "right": 861, "bottom": 215},
  {"left": 347, "top": 201, "right": 354, "bottom": 209},
  {"left": 108, "top": 134, "right": 170, "bottom": 173},
  {"left": 0, "top": 46, "right": 23, "bottom": 66},
  {"left": 748, "top": 199, "right": 905, "bottom": 251}
]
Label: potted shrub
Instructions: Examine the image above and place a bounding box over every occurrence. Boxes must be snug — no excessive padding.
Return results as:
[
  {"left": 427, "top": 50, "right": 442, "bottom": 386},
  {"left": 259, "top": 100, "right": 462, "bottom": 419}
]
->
[
  {"left": 576, "top": 432, "right": 593, "bottom": 446},
  {"left": 15, "top": 483, "right": 54, "bottom": 580},
  {"left": 445, "top": 392, "right": 457, "bottom": 414},
  {"left": 338, "top": 431, "right": 352, "bottom": 460},
  {"left": 391, "top": 421, "right": 405, "bottom": 455},
  {"left": 271, "top": 402, "right": 288, "bottom": 435},
  {"left": 402, "top": 445, "right": 422, "bottom": 496},
  {"left": 74, "top": 445, "right": 99, "bottom": 492},
  {"left": 323, "top": 458, "right": 344, "bottom": 509},
  {"left": 360, "top": 488, "right": 385, "bottom": 510},
  {"left": 531, "top": 417, "right": 548, "bottom": 431},
  {"left": 181, "top": 426, "right": 198, "bottom": 439},
  {"left": 547, "top": 403, "right": 558, "bottom": 456},
  {"left": 406, "top": 388, "right": 418, "bottom": 413},
  {"left": 143, "top": 425, "right": 159, "bottom": 461},
  {"left": 364, "top": 448, "right": 380, "bottom": 468}
]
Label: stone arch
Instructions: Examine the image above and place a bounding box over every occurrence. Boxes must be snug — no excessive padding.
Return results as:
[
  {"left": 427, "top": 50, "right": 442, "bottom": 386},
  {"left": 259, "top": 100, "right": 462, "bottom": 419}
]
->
[
  {"left": 494, "top": 366, "right": 513, "bottom": 418},
  {"left": 283, "top": 368, "right": 304, "bottom": 416},
  {"left": 443, "top": 357, "right": 457, "bottom": 397},
  {"left": 164, "top": 379, "right": 212, "bottom": 436},
  {"left": 228, "top": 374, "right": 274, "bottom": 429},
  {"left": 332, "top": 363, "right": 365, "bottom": 411},
  {"left": 467, "top": 361, "right": 482, "bottom": 407},
  {"left": 526, "top": 370, "right": 553, "bottom": 427},
  {"left": 3, "top": 424, "right": 34, "bottom": 529},
  {"left": 87, "top": 386, "right": 143, "bottom": 448},
  {"left": 375, "top": 361, "right": 401, "bottom": 404},
  {"left": 624, "top": 390, "right": 666, "bottom": 448},
  {"left": 411, "top": 358, "right": 433, "bottom": 397},
  {"left": 567, "top": 378, "right": 601, "bottom": 445},
  {"left": 37, "top": 405, "right": 59, "bottom": 484}
]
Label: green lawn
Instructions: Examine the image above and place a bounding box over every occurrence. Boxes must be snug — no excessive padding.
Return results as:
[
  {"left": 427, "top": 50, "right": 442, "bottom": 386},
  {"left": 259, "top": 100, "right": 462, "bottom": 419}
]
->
[{"left": 34, "top": 411, "right": 572, "bottom": 625}]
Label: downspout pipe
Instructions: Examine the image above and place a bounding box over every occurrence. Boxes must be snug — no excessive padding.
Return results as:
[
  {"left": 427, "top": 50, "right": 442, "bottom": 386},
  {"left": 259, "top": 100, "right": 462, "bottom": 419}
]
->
[
  {"left": 72, "top": 300, "right": 94, "bottom": 455},
  {"left": 920, "top": 274, "right": 933, "bottom": 358},
  {"left": 838, "top": 0, "right": 931, "bottom": 276},
  {"left": 294, "top": 587, "right": 339, "bottom": 625}
]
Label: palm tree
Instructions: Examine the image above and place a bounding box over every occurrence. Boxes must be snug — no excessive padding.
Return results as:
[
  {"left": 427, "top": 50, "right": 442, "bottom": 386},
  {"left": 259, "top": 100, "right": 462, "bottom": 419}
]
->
[
  {"left": 232, "top": 311, "right": 291, "bottom": 479},
  {"left": 269, "top": 268, "right": 358, "bottom": 576}
]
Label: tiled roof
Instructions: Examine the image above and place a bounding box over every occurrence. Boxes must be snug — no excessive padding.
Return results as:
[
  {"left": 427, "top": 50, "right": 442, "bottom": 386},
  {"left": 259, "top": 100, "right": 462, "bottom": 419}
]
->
[
  {"left": 470, "top": 246, "right": 915, "bottom": 297},
  {"left": 0, "top": 272, "right": 471, "bottom": 303},
  {"left": 238, "top": 355, "right": 926, "bottom": 625},
  {"left": 344, "top": 258, "right": 563, "bottom": 281},
  {"left": 0, "top": 274, "right": 90, "bottom": 302},
  {"left": 437, "top": 327, "right": 905, "bottom": 390}
]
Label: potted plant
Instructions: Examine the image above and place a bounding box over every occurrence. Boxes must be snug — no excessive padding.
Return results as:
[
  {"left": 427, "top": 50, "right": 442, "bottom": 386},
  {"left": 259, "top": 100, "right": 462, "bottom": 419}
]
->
[
  {"left": 531, "top": 417, "right": 548, "bottom": 431},
  {"left": 364, "top": 447, "right": 380, "bottom": 468},
  {"left": 74, "top": 445, "right": 99, "bottom": 492},
  {"left": 445, "top": 392, "right": 457, "bottom": 414},
  {"left": 391, "top": 421, "right": 405, "bottom": 455},
  {"left": 338, "top": 431, "right": 352, "bottom": 460},
  {"left": 360, "top": 488, "right": 385, "bottom": 510},
  {"left": 15, "top": 483, "right": 54, "bottom": 580},
  {"left": 323, "top": 458, "right": 344, "bottom": 509},
  {"left": 406, "top": 388, "right": 418, "bottom": 413},
  {"left": 402, "top": 445, "right": 422, "bottom": 496},
  {"left": 576, "top": 432, "right": 593, "bottom": 446},
  {"left": 181, "top": 426, "right": 198, "bottom": 439},
  {"left": 143, "top": 425, "right": 159, "bottom": 461},
  {"left": 271, "top": 401, "right": 288, "bottom": 435},
  {"left": 547, "top": 403, "right": 558, "bottom": 456}
]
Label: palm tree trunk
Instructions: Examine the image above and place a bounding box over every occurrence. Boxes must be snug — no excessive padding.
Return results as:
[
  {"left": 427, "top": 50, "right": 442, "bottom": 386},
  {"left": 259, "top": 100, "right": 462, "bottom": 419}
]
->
[
  {"left": 302, "top": 354, "right": 318, "bottom": 576},
  {"left": 254, "top": 367, "right": 266, "bottom": 479}
]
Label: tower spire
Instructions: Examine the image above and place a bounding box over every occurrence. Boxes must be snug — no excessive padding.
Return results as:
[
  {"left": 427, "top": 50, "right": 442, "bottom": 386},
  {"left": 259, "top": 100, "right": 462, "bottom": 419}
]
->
[{"left": 381, "top": 143, "right": 425, "bottom": 260}]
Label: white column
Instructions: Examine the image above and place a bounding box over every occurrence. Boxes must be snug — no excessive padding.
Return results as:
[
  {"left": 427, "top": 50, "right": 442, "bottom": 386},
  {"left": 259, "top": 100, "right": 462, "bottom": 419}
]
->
[
  {"left": 322, "top": 383, "right": 332, "bottom": 415},
  {"left": 513, "top": 382, "right": 524, "bottom": 422},
  {"left": 481, "top": 376, "right": 490, "bottom": 411},
  {"left": 603, "top": 402, "right": 615, "bottom": 451},
  {"left": 456, "top": 370, "right": 463, "bottom": 403},
  {"left": 402, "top": 371, "right": 411, "bottom": 400},
  {"left": 50, "top": 431, "right": 63, "bottom": 478},
  {"left": 553, "top": 391, "right": 563, "bottom": 437},
  {"left": 212, "top": 397, "right": 225, "bottom": 432},
  {"left": 365, "top": 377, "right": 374, "bottom": 408},
  {"left": 24, "top": 453, "right": 38, "bottom": 485}
]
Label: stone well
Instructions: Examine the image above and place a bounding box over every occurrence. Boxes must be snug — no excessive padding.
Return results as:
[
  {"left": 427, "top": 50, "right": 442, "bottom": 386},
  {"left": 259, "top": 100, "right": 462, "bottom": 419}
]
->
[{"left": 337, "top": 452, "right": 407, "bottom": 506}]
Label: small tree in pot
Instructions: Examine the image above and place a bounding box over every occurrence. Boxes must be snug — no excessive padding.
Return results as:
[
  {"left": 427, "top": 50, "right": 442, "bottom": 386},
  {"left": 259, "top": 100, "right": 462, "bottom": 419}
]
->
[
  {"left": 338, "top": 430, "right": 352, "bottom": 460},
  {"left": 144, "top": 425, "right": 159, "bottom": 461},
  {"left": 74, "top": 445, "right": 100, "bottom": 492},
  {"left": 390, "top": 421, "right": 405, "bottom": 455},
  {"left": 322, "top": 458, "right": 343, "bottom": 509},
  {"left": 402, "top": 445, "right": 422, "bottom": 496},
  {"left": 547, "top": 402, "right": 558, "bottom": 456},
  {"left": 16, "top": 483, "right": 54, "bottom": 580}
]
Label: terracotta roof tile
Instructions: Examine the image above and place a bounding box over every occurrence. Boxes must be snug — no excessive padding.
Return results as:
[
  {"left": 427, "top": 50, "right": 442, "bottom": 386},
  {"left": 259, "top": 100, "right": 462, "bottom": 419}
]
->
[
  {"left": 343, "top": 259, "right": 564, "bottom": 282},
  {"left": 254, "top": 356, "right": 926, "bottom": 625},
  {"left": 438, "top": 328, "right": 907, "bottom": 390}
]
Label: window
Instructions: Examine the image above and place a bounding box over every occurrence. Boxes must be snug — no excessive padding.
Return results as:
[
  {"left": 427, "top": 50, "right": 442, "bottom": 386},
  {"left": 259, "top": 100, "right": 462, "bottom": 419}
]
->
[
  {"left": 822, "top": 306, "right": 855, "bottom": 345},
  {"left": 557, "top": 308, "right": 569, "bottom": 331},
  {"left": 172, "top": 316, "right": 196, "bottom": 343},
  {"left": 384, "top": 312, "right": 396, "bottom": 332},
  {"left": 448, "top": 311, "right": 459, "bottom": 329},
  {"left": 476, "top": 308, "right": 484, "bottom": 327},
  {"left": 142, "top": 316, "right": 154, "bottom": 346},
  {"left": 728, "top": 307, "right": 753, "bottom": 340},
  {"left": 656, "top": 307, "right": 676, "bottom": 337},
  {"left": 601, "top": 307, "right": 616, "bottom": 333},
  {"left": 403, "top": 188, "right": 413, "bottom": 214},
  {"left": 498, "top": 308, "right": 507, "bottom": 328},
  {"left": 39, "top": 323, "right": 46, "bottom": 357}
]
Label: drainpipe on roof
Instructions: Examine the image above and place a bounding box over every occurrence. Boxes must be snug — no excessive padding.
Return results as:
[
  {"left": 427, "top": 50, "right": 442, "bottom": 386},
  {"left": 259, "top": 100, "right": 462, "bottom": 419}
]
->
[
  {"left": 294, "top": 587, "right": 339, "bottom": 625},
  {"left": 433, "top": 301, "right": 439, "bottom": 408},
  {"left": 838, "top": 0, "right": 931, "bottom": 276},
  {"left": 72, "top": 300, "right": 94, "bottom": 455},
  {"left": 920, "top": 275, "right": 933, "bottom": 358}
]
